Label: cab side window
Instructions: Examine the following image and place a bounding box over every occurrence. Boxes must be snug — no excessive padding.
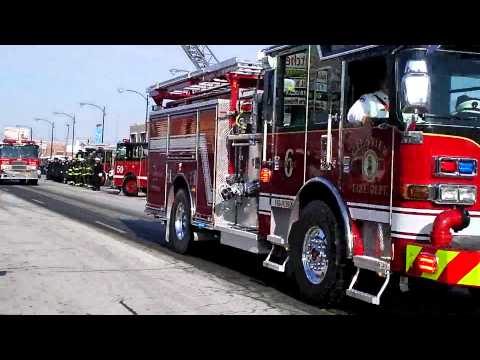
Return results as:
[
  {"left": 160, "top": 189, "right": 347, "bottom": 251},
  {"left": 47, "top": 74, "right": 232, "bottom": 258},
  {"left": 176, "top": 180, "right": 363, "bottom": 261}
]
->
[
  {"left": 345, "top": 55, "right": 389, "bottom": 127},
  {"left": 308, "top": 48, "right": 342, "bottom": 130},
  {"left": 276, "top": 50, "right": 308, "bottom": 132}
]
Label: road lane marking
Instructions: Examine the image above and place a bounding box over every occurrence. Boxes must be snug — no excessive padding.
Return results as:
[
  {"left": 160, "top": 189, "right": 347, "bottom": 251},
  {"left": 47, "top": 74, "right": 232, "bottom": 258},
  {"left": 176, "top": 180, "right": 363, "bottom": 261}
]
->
[
  {"left": 32, "top": 199, "right": 45, "bottom": 205},
  {"left": 94, "top": 221, "right": 127, "bottom": 234}
]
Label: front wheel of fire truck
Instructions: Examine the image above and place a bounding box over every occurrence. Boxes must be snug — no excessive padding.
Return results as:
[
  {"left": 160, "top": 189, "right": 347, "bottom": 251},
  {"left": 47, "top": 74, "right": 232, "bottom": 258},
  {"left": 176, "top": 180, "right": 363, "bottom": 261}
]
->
[
  {"left": 168, "top": 189, "right": 193, "bottom": 254},
  {"left": 122, "top": 176, "right": 138, "bottom": 197},
  {"left": 289, "top": 200, "right": 347, "bottom": 305}
]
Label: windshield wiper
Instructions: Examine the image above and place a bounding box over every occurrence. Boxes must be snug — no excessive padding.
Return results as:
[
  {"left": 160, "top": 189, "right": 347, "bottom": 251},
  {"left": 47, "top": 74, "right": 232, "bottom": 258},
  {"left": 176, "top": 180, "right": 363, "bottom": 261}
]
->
[
  {"left": 421, "top": 113, "right": 480, "bottom": 121},
  {"left": 415, "top": 113, "right": 480, "bottom": 129}
]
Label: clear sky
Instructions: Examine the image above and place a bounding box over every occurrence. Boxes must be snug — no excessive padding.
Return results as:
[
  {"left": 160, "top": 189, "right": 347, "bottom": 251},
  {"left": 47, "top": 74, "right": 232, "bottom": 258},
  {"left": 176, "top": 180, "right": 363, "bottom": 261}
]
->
[{"left": 0, "top": 45, "right": 267, "bottom": 144}]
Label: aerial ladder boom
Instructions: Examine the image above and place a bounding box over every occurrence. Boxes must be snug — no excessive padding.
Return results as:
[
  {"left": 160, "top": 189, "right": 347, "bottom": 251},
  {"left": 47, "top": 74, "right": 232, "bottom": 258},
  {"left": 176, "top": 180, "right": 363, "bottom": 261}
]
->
[{"left": 181, "top": 45, "right": 220, "bottom": 70}]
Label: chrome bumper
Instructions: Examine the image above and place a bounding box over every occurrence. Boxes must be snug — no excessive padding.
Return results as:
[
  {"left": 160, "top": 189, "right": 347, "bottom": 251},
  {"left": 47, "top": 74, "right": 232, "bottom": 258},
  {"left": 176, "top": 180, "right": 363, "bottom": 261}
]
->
[{"left": 1, "top": 169, "right": 38, "bottom": 180}]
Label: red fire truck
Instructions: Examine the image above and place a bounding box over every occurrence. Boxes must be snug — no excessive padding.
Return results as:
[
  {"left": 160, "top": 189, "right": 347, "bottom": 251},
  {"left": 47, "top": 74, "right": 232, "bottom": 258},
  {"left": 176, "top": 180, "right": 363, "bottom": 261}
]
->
[
  {"left": 145, "top": 46, "right": 480, "bottom": 305},
  {"left": 0, "top": 138, "right": 40, "bottom": 185},
  {"left": 112, "top": 140, "right": 148, "bottom": 196}
]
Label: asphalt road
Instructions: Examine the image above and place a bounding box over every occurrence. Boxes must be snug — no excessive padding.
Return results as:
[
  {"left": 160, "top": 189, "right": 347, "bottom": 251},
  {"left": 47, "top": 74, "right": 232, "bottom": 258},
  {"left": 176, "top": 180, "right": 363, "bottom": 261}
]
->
[{"left": 1, "top": 177, "right": 480, "bottom": 315}]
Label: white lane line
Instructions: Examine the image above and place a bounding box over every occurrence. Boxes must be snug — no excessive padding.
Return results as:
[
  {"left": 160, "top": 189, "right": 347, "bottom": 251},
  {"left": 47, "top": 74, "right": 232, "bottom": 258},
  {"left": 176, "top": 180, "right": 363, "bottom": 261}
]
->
[
  {"left": 94, "top": 221, "right": 127, "bottom": 234},
  {"left": 32, "top": 199, "right": 45, "bottom": 205}
]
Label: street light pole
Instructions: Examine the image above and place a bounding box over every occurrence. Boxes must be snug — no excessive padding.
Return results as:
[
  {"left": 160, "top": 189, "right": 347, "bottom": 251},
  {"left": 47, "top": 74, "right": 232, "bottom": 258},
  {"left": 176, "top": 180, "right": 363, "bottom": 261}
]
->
[
  {"left": 118, "top": 88, "right": 149, "bottom": 141},
  {"left": 53, "top": 112, "right": 76, "bottom": 158},
  {"left": 34, "top": 118, "right": 54, "bottom": 159},
  {"left": 102, "top": 105, "right": 105, "bottom": 143},
  {"left": 79, "top": 102, "right": 106, "bottom": 144},
  {"left": 65, "top": 123, "right": 70, "bottom": 156}
]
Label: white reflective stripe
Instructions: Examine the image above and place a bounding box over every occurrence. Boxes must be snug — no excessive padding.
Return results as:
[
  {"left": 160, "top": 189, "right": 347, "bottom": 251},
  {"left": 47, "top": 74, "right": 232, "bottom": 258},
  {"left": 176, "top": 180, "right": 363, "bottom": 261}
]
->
[
  {"left": 348, "top": 201, "right": 446, "bottom": 215},
  {"left": 270, "top": 193, "right": 296, "bottom": 200},
  {"left": 258, "top": 211, "right": 271, "bottom": 216},
  {"left": 391, "top": 212, "right": 480, "bottom": 237},
  {"left": 391, "top": 212, "right": 436, "bottom": 234},
  {"left": 113, "top": 175, "right": 124, "bottom": 179},
  {"left": 259, "top": 196, "right": 271, "bottom": 212},
  {"left": 392, "top": 207, "right": 443, "bottom": 214},
  {"left": 347, "top": 202, "right": 390, "bottom": 210},
  {"left": 349, "top": 207, "right": 390, "bottom": 223},
  {"left": 138, "top": 176, "right": 148, "bottom": 180},
  {"left": 391, "top": 233, "right": 430, "bottom": 241}
]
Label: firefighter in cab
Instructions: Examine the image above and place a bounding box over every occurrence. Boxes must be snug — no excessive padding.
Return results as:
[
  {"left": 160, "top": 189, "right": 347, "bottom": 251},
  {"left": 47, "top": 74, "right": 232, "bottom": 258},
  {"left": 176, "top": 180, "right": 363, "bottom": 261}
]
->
[
  {"left": 347, "top": 70, "right": 389, "bottom": 127},
  {"left": 91, "top": 157, "right": 103, "bottom": 191}
]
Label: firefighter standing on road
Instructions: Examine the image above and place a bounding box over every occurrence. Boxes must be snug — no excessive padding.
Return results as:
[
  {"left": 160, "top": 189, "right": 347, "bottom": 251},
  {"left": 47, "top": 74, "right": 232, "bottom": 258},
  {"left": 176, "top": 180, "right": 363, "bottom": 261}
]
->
[
  {"left": 76, "top": 158, "right": 85, "bottom": 186},
  {"left": 91, "top": 157, "right": 103, "bottom": 191},
  {"left": 66, "top": 159, "right": 74, "bottom": 185}
]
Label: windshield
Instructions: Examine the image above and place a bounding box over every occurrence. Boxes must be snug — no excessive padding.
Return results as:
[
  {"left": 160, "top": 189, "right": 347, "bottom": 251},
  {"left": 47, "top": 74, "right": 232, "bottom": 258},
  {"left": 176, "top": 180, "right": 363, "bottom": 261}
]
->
[
  {"left": 115, "top": 143, "right": 146, "bottom": 160},
  {"left": 116, "top": 144, "right": 129, "bottom": 160},
  {"left": 397, "top": 49, "right": 480, "bottom": 123},
  {"left": 19, "top": 145, "right": 39, "bottom": 159},
  {"left": 0, "top": 145, "right": 38, "bottom": 159},
  {"left": 0, "top": 145, "right": 19, "bottom": 158}
]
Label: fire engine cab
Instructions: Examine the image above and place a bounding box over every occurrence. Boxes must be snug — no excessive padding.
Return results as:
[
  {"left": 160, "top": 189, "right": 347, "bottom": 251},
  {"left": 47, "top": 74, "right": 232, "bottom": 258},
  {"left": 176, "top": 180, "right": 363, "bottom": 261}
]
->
[
  {"left": 0, "top": 138, "right": 40, "bottom": 185},
  {"left": 145, "top": 46, "right": 480, "bottom": 305},
  {"left": 112, "top": 139, "right": 148, "bottom": 196}
]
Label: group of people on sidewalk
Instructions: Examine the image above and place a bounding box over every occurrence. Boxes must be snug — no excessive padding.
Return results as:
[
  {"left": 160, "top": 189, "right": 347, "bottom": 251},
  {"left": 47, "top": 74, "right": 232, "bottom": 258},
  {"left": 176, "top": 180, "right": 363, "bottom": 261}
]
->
[{"left": 66, "top": 157, "right": 104, "bottom": 191}]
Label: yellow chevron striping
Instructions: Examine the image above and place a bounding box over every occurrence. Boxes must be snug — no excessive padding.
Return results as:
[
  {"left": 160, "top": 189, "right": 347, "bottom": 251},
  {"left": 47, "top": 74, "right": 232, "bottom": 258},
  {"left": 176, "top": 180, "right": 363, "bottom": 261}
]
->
[
  {"left": 421, "top": 250, "right": 459, "bottom": 281},
  {"left": 406, "top": 245, "right": 423, "bottom": 272},
  {"left": 458, "top": 262, "right": 480, "bottom": 286}
]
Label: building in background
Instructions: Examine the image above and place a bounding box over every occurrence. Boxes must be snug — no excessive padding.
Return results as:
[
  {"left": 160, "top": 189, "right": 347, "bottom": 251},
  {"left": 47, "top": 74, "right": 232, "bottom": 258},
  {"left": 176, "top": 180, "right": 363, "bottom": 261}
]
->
[
  {"left": 37, "top": 140, "right": 68, "bottom": 158},
  {"left": 129, "top": 123, "right": 147, "bottom": 143}
]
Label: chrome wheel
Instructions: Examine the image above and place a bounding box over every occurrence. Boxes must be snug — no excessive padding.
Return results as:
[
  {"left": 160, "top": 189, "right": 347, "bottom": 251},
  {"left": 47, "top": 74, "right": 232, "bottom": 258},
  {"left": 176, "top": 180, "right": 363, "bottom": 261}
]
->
[
  {"left": 174, "top": 202, "right": 188, "bottom": 241},
  {"left": 301, "top": 226, "right": 329, "bottom": 285}
]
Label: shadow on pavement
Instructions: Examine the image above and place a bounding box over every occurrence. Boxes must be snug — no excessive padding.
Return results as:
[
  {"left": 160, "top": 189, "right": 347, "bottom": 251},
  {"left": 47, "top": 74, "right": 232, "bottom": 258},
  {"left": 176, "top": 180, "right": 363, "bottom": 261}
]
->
[{"left": 118, "top": 218, "right": 480, "bottom": 315}]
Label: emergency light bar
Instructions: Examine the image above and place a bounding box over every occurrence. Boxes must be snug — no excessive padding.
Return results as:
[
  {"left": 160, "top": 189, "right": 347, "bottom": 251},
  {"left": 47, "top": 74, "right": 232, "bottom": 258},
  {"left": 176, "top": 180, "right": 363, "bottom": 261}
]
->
[{"left": 435, "top": 157, "right": 477, "bottom": 177}]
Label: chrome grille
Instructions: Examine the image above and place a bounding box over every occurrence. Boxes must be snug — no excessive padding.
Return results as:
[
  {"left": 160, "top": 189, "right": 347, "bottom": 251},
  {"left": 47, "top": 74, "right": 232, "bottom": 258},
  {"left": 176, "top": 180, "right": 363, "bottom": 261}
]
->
[{"left": 12, "top": 165, "right": 27, "bottom": 171}]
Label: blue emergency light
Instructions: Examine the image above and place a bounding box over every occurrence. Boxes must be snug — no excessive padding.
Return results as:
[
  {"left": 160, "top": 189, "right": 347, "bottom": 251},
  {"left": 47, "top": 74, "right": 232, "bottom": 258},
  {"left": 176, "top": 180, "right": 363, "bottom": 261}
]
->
[{"left": 458, "top": 160, "right": 476, "bottom": 175}]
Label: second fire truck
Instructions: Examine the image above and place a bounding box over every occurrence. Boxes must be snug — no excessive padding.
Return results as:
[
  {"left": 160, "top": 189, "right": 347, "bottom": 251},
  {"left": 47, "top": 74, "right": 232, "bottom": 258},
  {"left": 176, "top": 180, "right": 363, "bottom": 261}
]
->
[
  {"left": 145, "top": 45, "right": 480, "bottom": 305},
  {"left": 112, "top": 140, "right": 148, "bottom": 196},
  {"left": 0, "top": 127, "right": 40, "bottom": 185}
]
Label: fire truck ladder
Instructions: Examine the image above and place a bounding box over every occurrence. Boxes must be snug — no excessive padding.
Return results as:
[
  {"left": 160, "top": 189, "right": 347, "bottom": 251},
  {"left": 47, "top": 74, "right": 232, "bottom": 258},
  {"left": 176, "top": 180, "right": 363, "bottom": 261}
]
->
[
  {"left": 346, "top": 256, "right": 391, "bottom": 305},
  {"left": 181, "top": 45, "right": 219, "bottom": 70}
]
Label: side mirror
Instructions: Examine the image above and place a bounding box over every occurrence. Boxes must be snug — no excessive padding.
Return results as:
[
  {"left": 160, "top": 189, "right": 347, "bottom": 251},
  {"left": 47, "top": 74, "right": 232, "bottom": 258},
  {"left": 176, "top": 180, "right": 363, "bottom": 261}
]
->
[{"left": 401, "top": 60, "right": 431, "bottom": 114}]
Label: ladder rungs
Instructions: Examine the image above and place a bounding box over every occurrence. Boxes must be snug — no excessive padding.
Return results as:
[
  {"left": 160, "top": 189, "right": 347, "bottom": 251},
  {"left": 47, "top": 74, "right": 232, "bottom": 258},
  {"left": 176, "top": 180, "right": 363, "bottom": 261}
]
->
[
  {"left": 353, "top": 255, "right": 390, "bottom": 274},
  {"left": 262, "top": 260, "right": 286, "bottom": 272},
  {"left": 266, "top": 234, "right": 287, "bottom": 246},
  {"left": 346, "top": 288, "right": 381, "bottom": 305}
]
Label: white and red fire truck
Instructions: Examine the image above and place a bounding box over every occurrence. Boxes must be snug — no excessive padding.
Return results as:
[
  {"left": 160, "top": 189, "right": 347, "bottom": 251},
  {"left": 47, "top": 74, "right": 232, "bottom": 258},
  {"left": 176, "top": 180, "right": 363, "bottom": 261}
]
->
[
  {"left": 145, "top": 45, "right": 480, "bottom": 305},
  {"left": 112, "top": 140, "right": 148, "bottom": 196},
  {"left": 0, "top": 127, "right": 40, "bottom": 185}
]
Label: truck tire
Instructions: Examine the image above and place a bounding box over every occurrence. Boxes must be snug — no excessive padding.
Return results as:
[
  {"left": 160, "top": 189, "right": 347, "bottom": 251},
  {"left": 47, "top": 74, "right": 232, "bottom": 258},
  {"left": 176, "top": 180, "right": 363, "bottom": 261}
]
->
[
  {"left": 122, "top": 176, "right": 138, "bottom": 196},
  {"left": 289, "top": 200, "right": 348, "bottom": 305},
  {"left": 168, "top": 189, "right": 193, "bottom": 254}
]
